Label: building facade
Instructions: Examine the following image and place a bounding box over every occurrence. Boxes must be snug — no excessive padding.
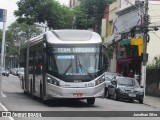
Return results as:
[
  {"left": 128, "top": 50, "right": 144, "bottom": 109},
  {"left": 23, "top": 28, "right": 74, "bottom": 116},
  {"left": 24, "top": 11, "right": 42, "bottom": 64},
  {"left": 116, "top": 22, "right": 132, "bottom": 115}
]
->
[
  {"left": 101, "top": 0, "right": 145, "bottom": 84},
  {"left": 102, "top": 0, "right": 160, "bottom": 84}
]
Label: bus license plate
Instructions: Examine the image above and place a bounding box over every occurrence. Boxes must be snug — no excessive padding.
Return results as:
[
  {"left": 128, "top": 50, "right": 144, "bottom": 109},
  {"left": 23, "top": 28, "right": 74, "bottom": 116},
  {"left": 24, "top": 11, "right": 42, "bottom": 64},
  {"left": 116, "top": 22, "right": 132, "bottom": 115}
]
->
[{"left": 73, "top": 93, "right": 83, "bottom": 97}]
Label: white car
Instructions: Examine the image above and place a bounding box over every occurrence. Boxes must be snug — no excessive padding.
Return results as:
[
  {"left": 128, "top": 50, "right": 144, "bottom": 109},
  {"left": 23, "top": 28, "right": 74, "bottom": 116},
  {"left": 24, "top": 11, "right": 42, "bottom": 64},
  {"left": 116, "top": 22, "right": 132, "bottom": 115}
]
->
[{"left": 18, "top": 68, "right": 24, "bottom": 79}]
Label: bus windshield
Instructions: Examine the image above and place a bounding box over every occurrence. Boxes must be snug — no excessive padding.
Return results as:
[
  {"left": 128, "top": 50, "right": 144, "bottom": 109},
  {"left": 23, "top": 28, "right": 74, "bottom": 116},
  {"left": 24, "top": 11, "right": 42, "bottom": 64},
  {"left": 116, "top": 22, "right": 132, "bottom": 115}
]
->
[{"left": 47, "top": 46, "right": 105, "bottom": 81}]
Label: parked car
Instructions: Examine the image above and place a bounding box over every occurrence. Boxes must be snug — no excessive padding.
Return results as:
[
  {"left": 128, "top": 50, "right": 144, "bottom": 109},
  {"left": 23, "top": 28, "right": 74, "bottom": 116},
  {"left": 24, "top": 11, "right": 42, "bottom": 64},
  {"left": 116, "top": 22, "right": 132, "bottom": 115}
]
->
[
  {"left": 18, "top": 67, "right": 24, "bottom": 78},
  {"left": 104, "top": 72, "right": 122, "bottom": 97},
  {"left": 18, "top": 68, "right": 24, "bottom": 89},
  {"left": 2, "top": 69, "right": 9, "bottom": 77},
  {"left": 106, "top": 76, "right": 144, "bottom": 104},
  {"left": 12, "top": 68, "right": 19, "bottom": 76},
  {"left": 0, "top": 67, "right": 9, "bottom": 77}
]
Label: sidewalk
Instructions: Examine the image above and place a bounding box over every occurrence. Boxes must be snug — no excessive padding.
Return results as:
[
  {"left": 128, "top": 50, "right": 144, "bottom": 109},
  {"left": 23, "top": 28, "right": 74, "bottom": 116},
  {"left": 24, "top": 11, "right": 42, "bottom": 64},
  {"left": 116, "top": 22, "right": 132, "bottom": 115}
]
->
[{"left": 144, "top": 95, "right": 160, "bottom": 109}]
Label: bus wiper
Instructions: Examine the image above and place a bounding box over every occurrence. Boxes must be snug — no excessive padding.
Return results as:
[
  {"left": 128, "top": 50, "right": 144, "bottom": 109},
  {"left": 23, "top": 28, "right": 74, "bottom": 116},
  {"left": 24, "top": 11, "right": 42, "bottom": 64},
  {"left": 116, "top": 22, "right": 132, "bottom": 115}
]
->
[
  {"left": 63, "top": 63, "right": 72, "bottom": 75},
  {"left": 77, "top": 57, "right": 94, "bottom": 78}
]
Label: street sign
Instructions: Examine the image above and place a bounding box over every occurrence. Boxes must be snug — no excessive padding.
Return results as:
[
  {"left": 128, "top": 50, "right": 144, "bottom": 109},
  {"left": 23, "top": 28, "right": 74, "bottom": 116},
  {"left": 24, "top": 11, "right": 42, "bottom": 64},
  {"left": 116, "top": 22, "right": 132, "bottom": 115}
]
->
[
  {"left": 0, "top": 9, "right": 3, "bottom": 22},
  {"left": 0, "top": 9, "right": 7, "bottom": 22}
]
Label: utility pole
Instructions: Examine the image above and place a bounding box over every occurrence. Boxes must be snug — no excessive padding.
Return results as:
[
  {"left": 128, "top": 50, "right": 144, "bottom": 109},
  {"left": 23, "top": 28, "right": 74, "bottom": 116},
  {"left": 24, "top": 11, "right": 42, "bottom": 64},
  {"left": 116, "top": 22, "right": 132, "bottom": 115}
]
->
[
  {"left": 141, "top": 0, "right": 149, "bottom": 97},
  {"left": 0, "top": 9, "right": 7, "bottom": 97}
]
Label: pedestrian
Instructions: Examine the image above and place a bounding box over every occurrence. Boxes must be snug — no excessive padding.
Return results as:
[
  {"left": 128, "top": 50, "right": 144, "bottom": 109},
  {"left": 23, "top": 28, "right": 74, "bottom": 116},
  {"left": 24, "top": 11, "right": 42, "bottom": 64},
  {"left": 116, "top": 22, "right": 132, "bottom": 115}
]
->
[{"left": 128, "top": 70, "right": 134, "bottom": 78}]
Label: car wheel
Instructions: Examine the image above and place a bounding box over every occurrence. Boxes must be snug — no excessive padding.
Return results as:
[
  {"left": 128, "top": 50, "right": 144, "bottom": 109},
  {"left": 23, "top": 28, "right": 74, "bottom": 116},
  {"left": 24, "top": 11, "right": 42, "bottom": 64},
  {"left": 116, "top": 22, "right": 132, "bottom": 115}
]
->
[
  {"left": 87, "top": 98, "right": 95, "bottom": 105},
  {"left": 106, "top": 90, "right": 110, "bottom": 99},
  {"left": 139, "top": 98, "right": 143, "bottom": 104},
  {"left": 129, "top": 99, "right": 134, "bottom": 103},
  {"left": 113, "top": 92, "right": 118, "bottom": 101}
]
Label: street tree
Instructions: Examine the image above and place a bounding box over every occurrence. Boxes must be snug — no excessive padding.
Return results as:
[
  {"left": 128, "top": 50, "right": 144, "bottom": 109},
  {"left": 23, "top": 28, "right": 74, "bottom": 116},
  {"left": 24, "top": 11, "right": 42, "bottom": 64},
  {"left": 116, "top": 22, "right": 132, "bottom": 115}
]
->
[
  {"left": 0, "top": 29, "right": 16, "bottom": 56},
  {"left": 7, "top": 22, "right": 42, "bottom": 68},
  {"left": 147, "top": 56, "right": 160, "bottom": 69},
  {"left": 75, "top": 0, "right": 115, "bottom": 32},
  {"left": 8, "top": 22, "right": 42, "bottom": 44},
  {"left": 14, "top": 0, "right": 73, "bottom": 29},
  {"left": 73, "top": 6, "right": 94, "bottom": 29}
]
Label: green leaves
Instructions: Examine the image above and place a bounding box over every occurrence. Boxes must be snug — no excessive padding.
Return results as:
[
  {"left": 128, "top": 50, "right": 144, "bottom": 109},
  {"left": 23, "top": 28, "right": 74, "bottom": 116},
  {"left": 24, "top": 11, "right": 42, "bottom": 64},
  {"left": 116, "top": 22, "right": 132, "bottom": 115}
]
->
[
  {"left": 147, "top": 56, "right": 160, "bottom": 69},
  {"left": 74, "top": 0, "right": 115, "bottom": 31},
  {"left": 14, "top": 0, "right": 115, "bottom": 30},
  {"left": 14, "top": 0, "right": 74, "bottom": 29},
  {"left": 3, "top": 21, "right": 42, "bottom": 57}
]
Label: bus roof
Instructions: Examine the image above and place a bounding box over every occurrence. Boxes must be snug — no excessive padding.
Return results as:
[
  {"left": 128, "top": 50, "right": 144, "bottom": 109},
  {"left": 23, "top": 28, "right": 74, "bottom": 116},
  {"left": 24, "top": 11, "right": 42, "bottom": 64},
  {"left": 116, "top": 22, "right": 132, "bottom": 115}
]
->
[
  {"left": 28, "top": 29, "right": 102, "bottom": 46},
  {"left": 48, "top": 30, "right": 102, "bottom": 44}
]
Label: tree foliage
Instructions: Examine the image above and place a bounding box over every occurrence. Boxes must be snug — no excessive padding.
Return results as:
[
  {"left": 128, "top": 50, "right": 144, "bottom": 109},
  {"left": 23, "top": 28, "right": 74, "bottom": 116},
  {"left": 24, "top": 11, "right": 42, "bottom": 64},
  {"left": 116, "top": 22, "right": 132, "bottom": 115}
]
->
[
  {"left": 147, "top": 56, "right": 160, "bottom": 69},
  {"left": 0, "top": 29, "right": 16, "bottom": 56},
  {"left": 146, "top": 56, "right": 160, "bottom": 84},
  {"left": 1, "top": 22, "right": 42, "bottom": 57},
  {"left": 14, "top": 0, "right": 115, "bottom": 30},
  {"left": 14, "top": 0, "right": 74, "bottom": 29},
  {"left": 8, "top": 22, "right": 42, "bottom": 44},
  {"left": 74, "top": 0, "right": 115, "bottom": 31}
]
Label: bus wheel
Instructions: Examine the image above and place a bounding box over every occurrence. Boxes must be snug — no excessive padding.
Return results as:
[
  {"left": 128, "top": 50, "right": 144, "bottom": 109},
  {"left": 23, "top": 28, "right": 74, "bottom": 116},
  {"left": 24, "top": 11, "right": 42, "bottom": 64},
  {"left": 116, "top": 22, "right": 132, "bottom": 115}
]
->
[
  {"left": 30, "top": 80, "right": 35, "bottom": 99},
  {"left": 20, "top": 78, "right": 24, "bottom": 89},
  {"left": 40, "top": 84, "right": 43, "bottom": 99},
  {"left": 87, "top": 98, "right": 95, "bottom": 105}
]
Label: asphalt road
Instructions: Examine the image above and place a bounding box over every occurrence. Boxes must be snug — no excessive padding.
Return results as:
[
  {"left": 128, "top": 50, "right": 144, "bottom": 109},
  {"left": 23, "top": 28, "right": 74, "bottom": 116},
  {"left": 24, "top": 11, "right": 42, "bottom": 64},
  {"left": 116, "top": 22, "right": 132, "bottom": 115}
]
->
[{"left": 0, "top": 74, "right": 160, "bottom": 120}]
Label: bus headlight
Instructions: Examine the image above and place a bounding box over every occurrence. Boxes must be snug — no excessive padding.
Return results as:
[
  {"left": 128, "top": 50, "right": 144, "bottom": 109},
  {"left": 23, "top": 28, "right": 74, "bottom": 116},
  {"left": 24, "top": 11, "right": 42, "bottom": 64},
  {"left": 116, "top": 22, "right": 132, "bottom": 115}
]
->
[
  {"left": 95, "top": 76, "right": 105, "bottom": 86},
  {"left": 47, "top": 77, "right": 59, "bottom": 86}
]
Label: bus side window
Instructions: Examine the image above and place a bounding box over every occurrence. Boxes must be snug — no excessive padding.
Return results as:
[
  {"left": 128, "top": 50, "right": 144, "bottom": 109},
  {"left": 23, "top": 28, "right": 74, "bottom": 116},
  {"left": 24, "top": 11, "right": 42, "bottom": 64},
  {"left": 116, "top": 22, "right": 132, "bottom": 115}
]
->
[
  {"left": 35, "top": 53, "right": 43, "bottom": 75},
  {"left": 48, "top": 56, "right": 57, "bottom": 72}
]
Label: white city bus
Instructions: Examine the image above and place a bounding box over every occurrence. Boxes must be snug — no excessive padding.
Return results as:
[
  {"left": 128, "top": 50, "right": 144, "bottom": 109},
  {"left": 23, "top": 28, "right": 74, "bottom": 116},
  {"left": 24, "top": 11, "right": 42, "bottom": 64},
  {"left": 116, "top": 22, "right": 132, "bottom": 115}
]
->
[{"left": 20, "top": 30, "right": 108, "bottom": 105}]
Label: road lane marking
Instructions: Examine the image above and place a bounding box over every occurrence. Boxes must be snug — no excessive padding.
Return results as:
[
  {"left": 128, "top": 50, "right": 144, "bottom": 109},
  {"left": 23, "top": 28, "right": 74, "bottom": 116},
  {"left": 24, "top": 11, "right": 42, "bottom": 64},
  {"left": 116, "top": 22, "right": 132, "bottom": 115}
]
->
[
  {"left": 1, "top": 91, "right": 6, "bottom": 97},
  {"left": 0, "top": 103, "right": 14, "bottom": 120}
]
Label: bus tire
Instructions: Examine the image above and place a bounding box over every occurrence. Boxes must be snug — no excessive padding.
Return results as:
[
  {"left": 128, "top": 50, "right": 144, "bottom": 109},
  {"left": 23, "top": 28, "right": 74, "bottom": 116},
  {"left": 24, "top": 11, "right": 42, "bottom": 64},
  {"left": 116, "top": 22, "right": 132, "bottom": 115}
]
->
[
  {"left": 87, "top": 98, "right": 95, "bottom": 105},
  {"left": 40, "top": 84, "right": 43, "bottom": 99},
  {"left": 30, "top": 80, "right": 35, "bottom": 99},
  {"left": 20, "top": 78, "right": 24, "bottom": 89}
]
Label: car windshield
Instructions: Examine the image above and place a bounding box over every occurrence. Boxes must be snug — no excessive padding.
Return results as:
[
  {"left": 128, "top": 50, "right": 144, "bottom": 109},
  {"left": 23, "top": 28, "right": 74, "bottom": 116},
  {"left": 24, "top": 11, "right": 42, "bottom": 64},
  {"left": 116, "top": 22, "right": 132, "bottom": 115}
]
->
[
  {"left": 105, "top": 77, "right": 112, "bottom": 81},
  {"left": 105, "top": 72, "right": 122, "bottom": 79},
  {"left": 117, "top": 77, "right": 140, "bottom": 87}
]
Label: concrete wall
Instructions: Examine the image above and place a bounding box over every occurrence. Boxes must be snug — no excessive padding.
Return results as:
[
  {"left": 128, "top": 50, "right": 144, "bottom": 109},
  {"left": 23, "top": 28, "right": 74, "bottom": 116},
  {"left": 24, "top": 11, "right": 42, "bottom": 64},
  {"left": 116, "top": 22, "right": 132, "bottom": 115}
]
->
[
  {"left": 109, "top": 1, "right": 120, "bottom": 21},
  {"left": 147, "top": 2, "right": 160, "bottom": 63},
  {"left": 146, "top": 68, "right": 160, "bottom": 97},
  {"left": 101, "top": 19, "right": 107, "bottom": 37},
  {"left": 146, "top": 82, "right": 160, "bottom": 97},
  {"left": 108, "top": 1, "right": 121, "bottom": 72}
]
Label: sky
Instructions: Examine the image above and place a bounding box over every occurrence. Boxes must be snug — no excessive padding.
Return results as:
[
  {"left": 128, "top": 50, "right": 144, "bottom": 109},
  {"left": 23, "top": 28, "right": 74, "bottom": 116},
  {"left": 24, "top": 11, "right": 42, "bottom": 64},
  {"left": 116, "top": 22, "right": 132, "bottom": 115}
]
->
[{"left": 0, "top": 0, "right": 69, "bottom": 29}]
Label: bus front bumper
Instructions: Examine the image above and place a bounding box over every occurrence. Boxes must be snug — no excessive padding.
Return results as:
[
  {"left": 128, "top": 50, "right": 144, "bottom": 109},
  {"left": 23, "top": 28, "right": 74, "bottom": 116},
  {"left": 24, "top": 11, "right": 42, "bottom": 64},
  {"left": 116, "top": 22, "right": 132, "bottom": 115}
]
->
[{"left": 46, "top": 83, "right": 105, "bottom": 99}]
